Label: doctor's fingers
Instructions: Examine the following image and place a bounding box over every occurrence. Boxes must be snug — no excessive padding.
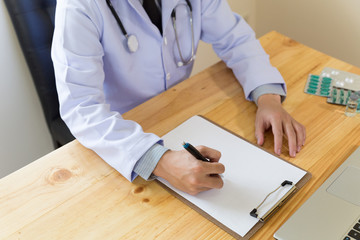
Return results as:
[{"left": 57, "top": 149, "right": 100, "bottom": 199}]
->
[
  {"left": 202, "top": 161, "right": 225, "bottom": 175},
  {"left": 188, "top": 162, "right": 224, "bottom": 188},
  {"left": 282, "top": 120, "right": 297, "bottom": 158},
  {"left": 196, "top": 145, "right": 222, "bottom": 162},
  {"left": 293, "top": 119, "right": 306, "bottom": 150},
  {"left": 283, "top": 118, "right": 306, "bottom": 157},
  {"left": 270, "top": 116, "right": 284, "bottom": 156},
  {"left": 202, "top": 174, "right": 224, "bottom": 189},
  {"left": 187, "top": 172, "right": 224, "bottom": 192}
]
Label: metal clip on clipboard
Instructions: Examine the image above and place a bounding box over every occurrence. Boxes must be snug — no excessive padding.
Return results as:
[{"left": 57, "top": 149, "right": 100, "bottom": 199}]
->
[{"left": 250, "top": 180, "right": 297, "bottom": 222}]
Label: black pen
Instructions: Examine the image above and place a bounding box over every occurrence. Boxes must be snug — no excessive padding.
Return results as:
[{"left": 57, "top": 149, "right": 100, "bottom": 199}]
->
[
  {"left": 183, "top": 142, "right": 209, "bottom": 161},
  {"left": 183, "top": 142, "right": 224, "bottom": 178}
]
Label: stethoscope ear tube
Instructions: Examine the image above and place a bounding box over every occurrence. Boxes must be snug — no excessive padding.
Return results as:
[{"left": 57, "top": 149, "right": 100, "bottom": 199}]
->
[
  {"left": 106, "top": 0, "right": 127, "bottom": 36},
  {"left": 185, "top": 0, "right": 192, "bottom": 11},
  {"left": 106, "top": 0, "right": 139, "bottom": 53}
]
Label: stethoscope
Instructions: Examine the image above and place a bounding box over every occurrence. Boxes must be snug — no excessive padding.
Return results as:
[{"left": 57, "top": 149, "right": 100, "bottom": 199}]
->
[{"left": 105, "top": 0, "right": 195, "bottom": 67}]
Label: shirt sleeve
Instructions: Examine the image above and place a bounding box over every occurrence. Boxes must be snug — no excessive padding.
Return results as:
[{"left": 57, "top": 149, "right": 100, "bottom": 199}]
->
[
  {"left": 250, "top": 84, "right": 287, "bottom": 105},
  {"left": 133, "top": 143, "right": 169, "bottom": 181},
  {"left": 200, "top": 0, "right": 287, "bottom": 100}
]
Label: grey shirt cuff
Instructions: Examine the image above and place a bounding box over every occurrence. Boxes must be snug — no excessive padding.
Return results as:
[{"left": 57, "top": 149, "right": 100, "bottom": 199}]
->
[
  {"left": 133, "top": 143, "right": 169, "bottom": 181},
  {"left": 251, "top": 84, "right": 286, "bottom": 105}
]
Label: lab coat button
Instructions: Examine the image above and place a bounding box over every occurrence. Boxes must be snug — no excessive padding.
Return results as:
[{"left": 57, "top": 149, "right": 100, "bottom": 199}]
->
[
  {"left": 164, "top": 37, "right": 168, "bottom": 45},
  {"left": 166, "top": 73, "right": 171, "bottom": 81}
]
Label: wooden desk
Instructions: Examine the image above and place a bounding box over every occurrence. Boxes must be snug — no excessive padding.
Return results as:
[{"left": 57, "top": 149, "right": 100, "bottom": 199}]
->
[{"left": 1, "top": 31, "right": 360, "bottom": 240}]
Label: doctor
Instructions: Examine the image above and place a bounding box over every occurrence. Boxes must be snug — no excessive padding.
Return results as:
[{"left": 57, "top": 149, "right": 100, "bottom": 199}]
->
[{"left": 52, "top": 0, "right": 306, "bottom": 195}]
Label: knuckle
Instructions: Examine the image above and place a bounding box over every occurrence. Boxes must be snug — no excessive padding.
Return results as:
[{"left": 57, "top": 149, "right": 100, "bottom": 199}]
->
[
  {"left": 275, "top": 131, "right": 283, "bottom": 138},
  {"left": 274, "top": 113, "right": 282, "bottom": 119},
  {"left": 192, "top": 162, "right": 204, "bottom": 174},
  {"left": 271, "top": 112, "right": 283, "bottom": 120},
  {"left": 285, "top": 114, "right": 293, "bottom": 121},
  {"left": 188, "top": 189, "right": 199, "bottom": 196},
  {"left": 287, "top": 129, "right": 296, "bottom": 137},
  {"left": 197, "top": 145, "right": 205, "bottom": 152},
  {"left": 188, "top": 176, "right": 201, "bottom": 186},
  {"left": 297, "top": 124, "right": 305, "bottom": 132}
]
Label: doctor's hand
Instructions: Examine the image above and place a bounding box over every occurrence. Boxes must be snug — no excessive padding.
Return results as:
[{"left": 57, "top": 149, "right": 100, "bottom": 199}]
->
[
  {"left": 255, "top": 94, "right": 306, "bottom": 158},
  {"left": 153, "top": 146, "right": 225, "bottom": 195}
]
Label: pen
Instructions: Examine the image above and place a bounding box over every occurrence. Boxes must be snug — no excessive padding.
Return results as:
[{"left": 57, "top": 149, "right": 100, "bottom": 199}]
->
[
  {"left": 182, "top": 142, "right": 224, "bottom": 178},
  {"left": 182, "top": 142, "right": 209, "bottom": 161}
]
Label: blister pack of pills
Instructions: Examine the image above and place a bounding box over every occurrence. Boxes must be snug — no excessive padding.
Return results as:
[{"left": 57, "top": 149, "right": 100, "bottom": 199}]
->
[
  {"left": 322, "top": 67, "right": 360, "bottom": 107},
  {"left": 304, "top": 67, "right": 360, "bottom": 108},
  {"left": 304, "top": 74, "right": 332, "bottom": 96},
  {"left": 328, "top": 87, "right": 360, "bottom": 111},
  {"left": 321, "top": 67, "right": 360, "bottom": 90}
]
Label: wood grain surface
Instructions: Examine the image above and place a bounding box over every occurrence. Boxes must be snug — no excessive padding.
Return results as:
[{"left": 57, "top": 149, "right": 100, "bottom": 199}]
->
[{"left": 1, "top": 31, "right": 359, "bottom": 240}]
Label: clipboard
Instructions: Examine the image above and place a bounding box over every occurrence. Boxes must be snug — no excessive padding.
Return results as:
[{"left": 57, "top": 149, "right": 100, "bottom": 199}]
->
[{"left": 156, "top": 115, "right": 311, "bottom": 239}]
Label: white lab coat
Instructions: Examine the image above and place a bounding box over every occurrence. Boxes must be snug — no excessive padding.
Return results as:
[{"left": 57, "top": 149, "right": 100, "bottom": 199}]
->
[{"left": 51, "top": 0, "right": 286, "bottom": 181}]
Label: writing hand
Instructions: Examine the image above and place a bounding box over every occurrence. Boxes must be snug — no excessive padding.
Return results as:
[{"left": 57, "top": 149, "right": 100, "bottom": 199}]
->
[{"left": 153, "top": 145, "right": 225, "bottom": 195}]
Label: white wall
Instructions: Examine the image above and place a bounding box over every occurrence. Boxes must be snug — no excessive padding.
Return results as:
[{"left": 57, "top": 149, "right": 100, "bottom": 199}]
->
[
  {"left": 0, "top": 1, "right": 53, "bottom": 178},
  {"left": 195, "top": 0, "right": 360, "bottom": 73},
  {"left": 256, "top": 0, "right": 360, "bottom": 68}
]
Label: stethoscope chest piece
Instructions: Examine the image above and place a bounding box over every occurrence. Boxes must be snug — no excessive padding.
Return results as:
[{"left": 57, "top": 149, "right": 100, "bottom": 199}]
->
[{"left": 126, "top": 34, "right": 139, "bottom": 53}]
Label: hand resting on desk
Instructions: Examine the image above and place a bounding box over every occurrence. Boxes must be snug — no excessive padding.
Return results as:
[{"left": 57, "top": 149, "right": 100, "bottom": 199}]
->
[
  {"left": 255, "top": 94, "right": 306, "bottom": 158},
  {"left": 153, "top": 146, "right": 225, "bottom": 195}
]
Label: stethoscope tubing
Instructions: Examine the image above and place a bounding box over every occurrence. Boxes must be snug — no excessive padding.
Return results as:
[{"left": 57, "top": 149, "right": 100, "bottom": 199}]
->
[
  {"left": 171, "top": 1, "right": 195, "bottom": 66},
  {"left": 106, "top": 0, "right": 127, "bottom": 37},
  {"left": 106, "top": 0, "right": 195, "bottom": 65}
]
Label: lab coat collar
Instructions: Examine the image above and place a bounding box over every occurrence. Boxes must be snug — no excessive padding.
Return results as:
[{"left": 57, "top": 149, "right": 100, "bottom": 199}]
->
[
  {"left": 127, "top": 0, "right": 161, "bottom": 35},
  {"left": 127, "top": 0, "right": 150, "bottom": 21}
]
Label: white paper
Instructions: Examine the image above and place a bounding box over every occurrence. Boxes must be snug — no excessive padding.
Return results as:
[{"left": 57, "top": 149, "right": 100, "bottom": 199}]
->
[{"left": 159, "top": 116, "right": 307, "bottom": 237}]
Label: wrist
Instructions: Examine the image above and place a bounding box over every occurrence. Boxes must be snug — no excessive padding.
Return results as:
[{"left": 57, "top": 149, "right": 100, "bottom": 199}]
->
[
  {"left": 257, "top": 94, "right": 281, "bottom": 107},
  {"left": 134, "top": 144, "right": 169, "bottom": 181},
  {"left": 153, "top": 150, "right": 171, "bottom": 178}
]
